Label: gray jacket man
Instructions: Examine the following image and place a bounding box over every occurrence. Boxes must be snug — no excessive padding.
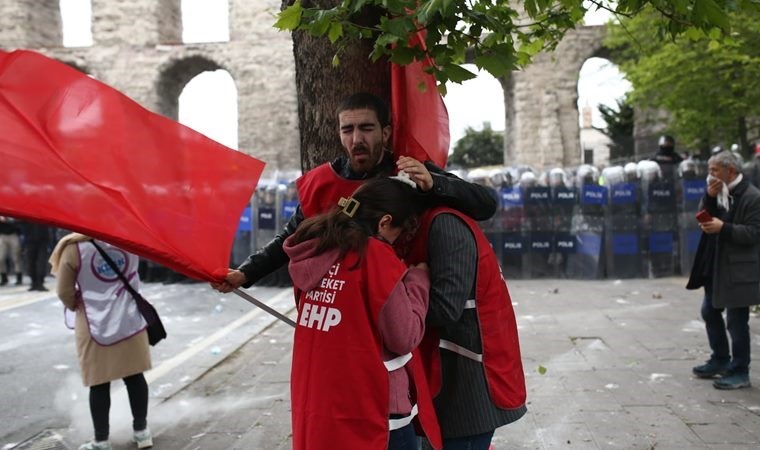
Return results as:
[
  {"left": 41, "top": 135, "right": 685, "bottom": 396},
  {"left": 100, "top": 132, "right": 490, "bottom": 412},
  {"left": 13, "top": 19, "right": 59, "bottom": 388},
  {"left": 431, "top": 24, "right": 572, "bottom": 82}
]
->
[{"left": 686, "top": 151, "right": 760, "bottom": 389}]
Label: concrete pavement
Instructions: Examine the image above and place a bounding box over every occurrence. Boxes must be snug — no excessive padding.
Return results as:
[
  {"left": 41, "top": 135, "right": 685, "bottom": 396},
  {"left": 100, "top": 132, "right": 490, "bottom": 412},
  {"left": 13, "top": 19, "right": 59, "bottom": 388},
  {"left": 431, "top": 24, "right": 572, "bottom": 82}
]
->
[{"left": 12, "top": 276, "right": 760, "bottom": 449}]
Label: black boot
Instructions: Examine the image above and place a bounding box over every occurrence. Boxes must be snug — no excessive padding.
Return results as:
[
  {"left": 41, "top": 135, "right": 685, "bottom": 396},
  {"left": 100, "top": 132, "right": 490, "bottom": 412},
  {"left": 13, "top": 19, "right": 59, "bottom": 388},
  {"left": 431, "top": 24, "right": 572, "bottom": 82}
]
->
[
  {"left": 15, "top": 273, "right": 22, "bottom": 285},
  {"left": 0, "top": 273, "right": 7, "bottom": 286}
]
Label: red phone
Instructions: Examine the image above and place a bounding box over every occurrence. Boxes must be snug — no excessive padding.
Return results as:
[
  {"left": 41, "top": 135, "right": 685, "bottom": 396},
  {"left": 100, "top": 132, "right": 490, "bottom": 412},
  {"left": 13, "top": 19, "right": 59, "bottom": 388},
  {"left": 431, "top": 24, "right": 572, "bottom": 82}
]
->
[{"left": 696, "top": 209, "right": 713, "bottom": 223}]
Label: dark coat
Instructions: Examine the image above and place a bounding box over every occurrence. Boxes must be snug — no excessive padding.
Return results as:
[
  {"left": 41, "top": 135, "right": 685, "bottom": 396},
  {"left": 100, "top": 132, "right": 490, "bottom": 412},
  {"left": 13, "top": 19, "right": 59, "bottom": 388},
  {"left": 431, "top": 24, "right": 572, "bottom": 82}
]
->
[{"left": 686, "top": 179, "right": 760, "bottom": 308}]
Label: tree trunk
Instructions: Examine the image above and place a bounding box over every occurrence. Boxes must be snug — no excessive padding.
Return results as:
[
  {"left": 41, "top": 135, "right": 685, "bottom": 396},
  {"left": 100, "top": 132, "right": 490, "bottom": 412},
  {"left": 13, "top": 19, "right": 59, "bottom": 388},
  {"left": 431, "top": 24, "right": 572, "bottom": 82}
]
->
[{"left": 289, "top": 2, "right": 390, "bottom": 171}]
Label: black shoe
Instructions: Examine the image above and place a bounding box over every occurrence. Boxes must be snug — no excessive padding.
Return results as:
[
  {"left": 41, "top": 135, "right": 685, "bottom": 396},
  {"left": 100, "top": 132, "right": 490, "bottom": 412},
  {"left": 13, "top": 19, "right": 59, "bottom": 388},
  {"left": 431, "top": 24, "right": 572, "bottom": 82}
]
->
[
  {"left": 14, "top": 273, "right": 22, "bottom": 285},
  {"left": 693, "top": 359, "right": 730, "bottom": 378},
  {"left": 713, "top": 372, "right": 751, "bottom": 390},
  {"left": 0, "top": 273, "right": 7, "bottom": 286},
  {"left": 28, "top": 285, "right": 48, "bottom": 292}
]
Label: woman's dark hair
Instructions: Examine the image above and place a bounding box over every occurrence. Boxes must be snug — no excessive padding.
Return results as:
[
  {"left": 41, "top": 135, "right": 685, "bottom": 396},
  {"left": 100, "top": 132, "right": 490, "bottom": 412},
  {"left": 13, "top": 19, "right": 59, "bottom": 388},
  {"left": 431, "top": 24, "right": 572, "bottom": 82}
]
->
[{"left": 291, "top": 177, "right": 424, "bottom": 262}]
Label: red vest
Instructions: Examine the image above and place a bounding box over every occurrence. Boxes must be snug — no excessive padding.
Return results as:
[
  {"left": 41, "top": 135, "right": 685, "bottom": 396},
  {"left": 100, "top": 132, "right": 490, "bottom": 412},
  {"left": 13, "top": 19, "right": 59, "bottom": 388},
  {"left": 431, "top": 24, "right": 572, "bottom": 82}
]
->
[
  {"left": 291, "top": 238, "right": 441, "bottom": 450},
  {"left": 407, "top": 207, "right": 527, "bottom": 409},
  {"left": 295, "top": 163, "right": 364, "bottom": 218}
]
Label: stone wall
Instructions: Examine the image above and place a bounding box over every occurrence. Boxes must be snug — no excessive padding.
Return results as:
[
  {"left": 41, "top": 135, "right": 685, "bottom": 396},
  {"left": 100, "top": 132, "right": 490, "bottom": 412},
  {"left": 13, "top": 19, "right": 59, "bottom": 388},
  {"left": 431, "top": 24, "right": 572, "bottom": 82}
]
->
[
  {"left": 505, "top": 25, "right": 608, "bottom": 170},
  {"left": 0, "top": 0, "right": 300, "bottom": 178},
  {"left": 1, "top": 0, "right": 661, "bottom": 175}
]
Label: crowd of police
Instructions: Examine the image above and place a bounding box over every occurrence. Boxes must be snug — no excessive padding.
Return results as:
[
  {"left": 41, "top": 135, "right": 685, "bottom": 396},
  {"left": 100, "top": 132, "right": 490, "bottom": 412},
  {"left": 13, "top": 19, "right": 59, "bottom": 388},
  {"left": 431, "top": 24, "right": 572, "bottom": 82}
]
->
[
  {"left": 467, "top": 158, "right": 703, "bottom": 280},
  {"left": 228, "top": 139, "right": 760, "bottom": 283},
  {"left": 467, "top": 139, "right": 760, "bottom": 280}
]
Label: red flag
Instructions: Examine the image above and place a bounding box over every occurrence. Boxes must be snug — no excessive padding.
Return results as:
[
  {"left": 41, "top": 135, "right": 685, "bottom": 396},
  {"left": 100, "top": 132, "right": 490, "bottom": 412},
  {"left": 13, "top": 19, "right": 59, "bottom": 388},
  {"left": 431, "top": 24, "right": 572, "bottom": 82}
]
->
[
  {"left": 0, "top": 49, "right": 265, "bottom": 282},
  {"left": 391, "top": 32, "right": 450, "bottom": 168}
]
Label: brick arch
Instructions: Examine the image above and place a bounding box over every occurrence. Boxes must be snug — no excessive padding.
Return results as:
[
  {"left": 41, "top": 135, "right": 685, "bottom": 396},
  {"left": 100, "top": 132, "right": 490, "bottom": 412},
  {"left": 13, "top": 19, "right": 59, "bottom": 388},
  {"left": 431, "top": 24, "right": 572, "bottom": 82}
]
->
[
  {"left": 156, "top": 55, "right": 234, "bottom": 120},
  {"left": 502, "top": 25, "right": 610, "bottom": 169}
]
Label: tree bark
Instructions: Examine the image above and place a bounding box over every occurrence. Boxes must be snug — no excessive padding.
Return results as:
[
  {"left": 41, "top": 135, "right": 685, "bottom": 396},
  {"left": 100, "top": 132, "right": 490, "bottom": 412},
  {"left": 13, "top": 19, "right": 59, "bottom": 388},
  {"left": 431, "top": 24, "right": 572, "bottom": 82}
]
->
[{"left": 289, "top": 2, "right": 390, "bottom": 171}]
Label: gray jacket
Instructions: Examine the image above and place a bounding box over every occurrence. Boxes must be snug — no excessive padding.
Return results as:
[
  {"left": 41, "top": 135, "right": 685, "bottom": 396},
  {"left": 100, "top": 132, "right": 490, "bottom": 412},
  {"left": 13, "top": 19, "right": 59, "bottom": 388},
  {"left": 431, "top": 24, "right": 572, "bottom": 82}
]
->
[{"left": 686, "top": 179, "right": 760, "bottom": 308}]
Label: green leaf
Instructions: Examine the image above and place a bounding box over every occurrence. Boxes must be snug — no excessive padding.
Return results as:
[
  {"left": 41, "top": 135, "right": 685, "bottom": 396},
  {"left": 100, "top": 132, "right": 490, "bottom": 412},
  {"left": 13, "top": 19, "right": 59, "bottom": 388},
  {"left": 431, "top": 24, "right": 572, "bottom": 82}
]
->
[
  {"left": 707, "top": 39, "right": 721, "bottom": 51},
  {"left": 274, "top": 1, "right": 303, "bottom": 31},
  {"left": 417, "top": 80, "right": 428, "bottom": 93},
  {"left": 388, "top": 46, "right": 417, "bottom": 65},
  {"left": 332, "top": 54, "right": 340, "bottom": 67},
  {"left": 474, "top": 52, "right": 515, "bottom": 77},
  {"left": 693, "top": 0, "right": 730, "bottom": 30},
  {"left": 349, "top": 0, "right": 369, "bottom": 14},
  {"left": 309, "top": 10, "right": 333, "bottom": 36},
  {"left": 418, "top": 0, "right": 442, "bottom": 23},
  {"left": 683, "top": 27, "right": 705, "bottom": 41},
  {"left": 538, "top": 365, "right": 547, "bottom": 375},
  {"left": 383, "top": 16, "right": 413, "bottom": 39},
  {"left": 521, "top": 38, "right": 545, "bottom": 56},
  {"left": 444, "top": 64, "right": 477, "bottom": 83},
  {"left": 328, "top": 22, "right": 343, "bottom": 43}
]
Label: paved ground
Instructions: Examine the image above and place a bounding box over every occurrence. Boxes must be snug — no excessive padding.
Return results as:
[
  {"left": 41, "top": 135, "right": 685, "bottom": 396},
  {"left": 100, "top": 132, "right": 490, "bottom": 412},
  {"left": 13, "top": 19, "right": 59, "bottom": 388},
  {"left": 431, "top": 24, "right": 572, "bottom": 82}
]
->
[{"left": 13, "top": 277, "right": 760, "bottom": 449}]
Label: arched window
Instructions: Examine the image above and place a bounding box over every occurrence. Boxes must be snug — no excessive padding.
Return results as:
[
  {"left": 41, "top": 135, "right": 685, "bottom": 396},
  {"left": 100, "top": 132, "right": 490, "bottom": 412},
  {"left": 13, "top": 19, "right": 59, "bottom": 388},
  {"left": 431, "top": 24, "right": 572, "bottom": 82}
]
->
[
  {"left": 59, "top": 0, "right": 93, "bottom": 47},
  {"left": 182, "top": 0, "right": 230, "bottom": 43},
  {"left": 179, "top": 70, "right": 238, "bottom": 150},
  {"left": 577, "top": 57, "right": 632, "bottom": 164}
]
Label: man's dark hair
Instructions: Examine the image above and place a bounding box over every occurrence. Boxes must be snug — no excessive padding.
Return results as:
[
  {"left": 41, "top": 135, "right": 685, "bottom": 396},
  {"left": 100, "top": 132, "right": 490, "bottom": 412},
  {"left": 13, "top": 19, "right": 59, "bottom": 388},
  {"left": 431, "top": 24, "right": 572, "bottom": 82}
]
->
[{"left": 336, "top": 92, "right": 390, "bottom": 128}]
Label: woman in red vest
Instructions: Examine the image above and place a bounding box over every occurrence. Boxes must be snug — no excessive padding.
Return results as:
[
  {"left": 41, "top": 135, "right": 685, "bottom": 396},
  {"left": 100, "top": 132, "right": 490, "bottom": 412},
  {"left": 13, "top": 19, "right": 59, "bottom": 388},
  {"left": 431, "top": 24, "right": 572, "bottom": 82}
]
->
[{"left": 283, "top": 177, "right": 441, "bottom": 450}]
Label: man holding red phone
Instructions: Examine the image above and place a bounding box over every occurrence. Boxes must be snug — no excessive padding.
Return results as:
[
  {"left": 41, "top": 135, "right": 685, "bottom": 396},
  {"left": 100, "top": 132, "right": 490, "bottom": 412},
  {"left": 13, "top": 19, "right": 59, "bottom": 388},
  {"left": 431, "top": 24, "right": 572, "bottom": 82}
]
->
[{"left": 686, "top": 151, "right": 760, "bottom": 389}]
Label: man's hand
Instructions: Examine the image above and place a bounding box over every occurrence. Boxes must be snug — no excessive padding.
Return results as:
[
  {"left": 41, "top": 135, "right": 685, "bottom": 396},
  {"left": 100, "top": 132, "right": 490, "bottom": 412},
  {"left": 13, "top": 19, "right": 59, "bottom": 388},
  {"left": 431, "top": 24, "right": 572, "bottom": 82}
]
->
[
  {"left": 413, "top": 262, "right": 429, "bottom": 272},
  {"left": 707, "top": 177, "right": 723, "bottom": 198},
  {"left": 210, "top": 269, "right": 247, "bottom": 293},
  {"left": 396, "top": 156, "right": 433, "bottom": 192},
  {"left": 700, "top": 218, "right": 724, "bottom": 234}
]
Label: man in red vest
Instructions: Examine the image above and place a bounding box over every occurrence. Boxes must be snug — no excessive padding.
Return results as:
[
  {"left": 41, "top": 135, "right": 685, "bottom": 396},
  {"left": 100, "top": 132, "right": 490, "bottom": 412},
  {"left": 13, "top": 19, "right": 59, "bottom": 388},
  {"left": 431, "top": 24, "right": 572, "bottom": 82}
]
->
[
  {"left": 407, "top": 206, "right": 527, "bottom": 449},
  {"left": 212, "top": 92, "right": 497, "bottom": 292}
]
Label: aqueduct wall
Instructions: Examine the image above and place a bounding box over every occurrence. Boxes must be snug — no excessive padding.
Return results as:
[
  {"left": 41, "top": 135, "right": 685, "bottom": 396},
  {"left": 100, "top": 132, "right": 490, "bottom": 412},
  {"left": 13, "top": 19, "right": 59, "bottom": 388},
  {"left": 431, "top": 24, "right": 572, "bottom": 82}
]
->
[
  {"left": 0, "top": 0, "right": 300, "bottom": 177},
  {"left": 1, "top": 1, "right": 659, "bottom": 172}
]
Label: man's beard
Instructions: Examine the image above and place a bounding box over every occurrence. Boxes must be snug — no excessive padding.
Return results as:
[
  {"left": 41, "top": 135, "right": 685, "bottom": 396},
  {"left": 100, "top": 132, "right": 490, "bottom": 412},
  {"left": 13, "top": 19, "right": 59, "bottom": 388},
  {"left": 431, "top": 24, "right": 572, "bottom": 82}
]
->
[{"left": 350, "top": 143, "right": 382, "bottom": 173}]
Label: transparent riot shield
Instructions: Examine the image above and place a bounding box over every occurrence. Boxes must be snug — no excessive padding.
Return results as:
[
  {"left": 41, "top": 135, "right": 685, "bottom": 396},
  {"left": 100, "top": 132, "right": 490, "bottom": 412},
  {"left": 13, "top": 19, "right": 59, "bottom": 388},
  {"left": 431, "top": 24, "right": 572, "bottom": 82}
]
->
[
  {"left": 251, "top": 184, "right": 279, "bottom": 286},
  {"left": 270, "top": 181, "right": 298, "bottom": 286},
  {"left": 550, "top": 185, "right": 576, "bottom": 278},
  {"left": 524, "top": 184, "right": 553, "bottom": 278},
  {"left": 678, "top": 160, "right": 706, "bottom": 276},
  {"left": 469, "top": 170, "right": 503, "bottom": 265},
  {"left": 566, "top": 165, "right": 606, "bottom": 279},
  {"left": 499, "top": 184, "right": 525, "bottom": 279},
  {"left": 230, "top": 203, "right": 253, "bottom": 268},
  {"left": 603, "top": 166, "right": 641, "bottom": 278},
  {"left": 639, "top": 161, "right": 678, "bottom": 277}
]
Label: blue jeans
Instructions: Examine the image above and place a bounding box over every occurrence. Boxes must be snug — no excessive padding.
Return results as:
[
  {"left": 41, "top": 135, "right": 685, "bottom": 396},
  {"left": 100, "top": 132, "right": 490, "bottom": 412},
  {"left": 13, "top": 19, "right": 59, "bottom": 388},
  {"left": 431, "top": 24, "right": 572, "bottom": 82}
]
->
[
  {"left": 388, "top": 423, "right": 418, "bottom": 450},
  {"left": 701, "top": 289, "right": 750, "bottom": 374}
]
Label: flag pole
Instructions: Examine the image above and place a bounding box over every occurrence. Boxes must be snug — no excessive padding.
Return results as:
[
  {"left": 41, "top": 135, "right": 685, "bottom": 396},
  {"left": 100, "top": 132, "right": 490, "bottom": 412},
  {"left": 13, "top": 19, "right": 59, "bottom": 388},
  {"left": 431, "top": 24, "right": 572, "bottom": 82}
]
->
[{"left": 232, "top": 288, "right": 297, "bottom": 328}]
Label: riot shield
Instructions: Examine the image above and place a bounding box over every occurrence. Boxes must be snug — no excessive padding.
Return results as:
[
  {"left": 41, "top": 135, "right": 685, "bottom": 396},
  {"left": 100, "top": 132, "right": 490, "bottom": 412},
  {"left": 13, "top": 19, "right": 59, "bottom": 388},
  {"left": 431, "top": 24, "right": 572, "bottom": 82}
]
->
[
  {"left": 499, "top": 185, "right": 525, "bottom": 279},
  {"left": 603, "top": 166, "right": 641, "bottom": 278},
  {"left": 547, "top": 168, "right": 574, "bottom": 278},
  {"left": 251, "top": 184, "right": 279, "bottom": 286},
  {"left": 524, "top": 185, "right": 553, "bottom": 278},
  {"left": 469, "top": 170, "right": 503, "bottom": 265},
  {"left": 640, "top": 161, "right": 678, "bottom": 278},
  {"left": 230, "top": 203, "right": 253, "bottom": 267},
  {"left": 678, "top": 160, "right": 706, "bottom": 276},
  {"left": 566, "top": 184, "right": 607, "bottom": 279}
]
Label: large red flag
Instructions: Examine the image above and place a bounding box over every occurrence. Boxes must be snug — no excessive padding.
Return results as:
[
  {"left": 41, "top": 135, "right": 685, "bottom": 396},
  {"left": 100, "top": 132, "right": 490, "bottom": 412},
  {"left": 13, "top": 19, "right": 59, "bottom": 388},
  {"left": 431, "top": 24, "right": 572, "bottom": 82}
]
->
[
  {"left": 391, "top": 32, "right": 450, "bottom": 168},
  {"left": 0, "top": 49, "right": 265, "bottom": 282}
]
